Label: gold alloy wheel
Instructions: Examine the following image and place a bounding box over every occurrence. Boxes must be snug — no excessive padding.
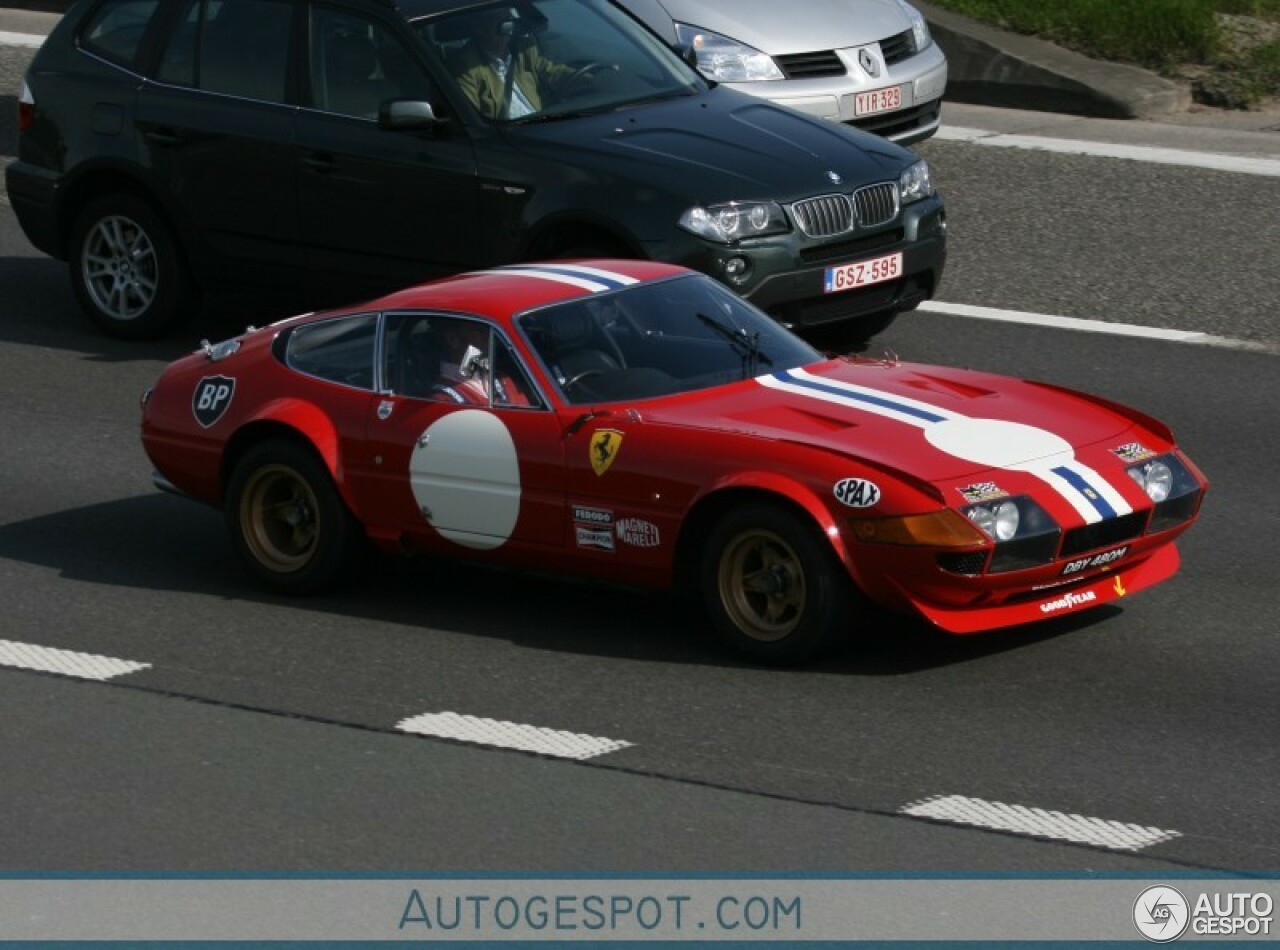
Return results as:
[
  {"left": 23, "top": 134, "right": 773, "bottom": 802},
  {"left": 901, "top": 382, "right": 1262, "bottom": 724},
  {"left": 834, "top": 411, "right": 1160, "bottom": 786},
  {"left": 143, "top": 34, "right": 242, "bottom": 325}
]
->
[
  {"left": 716, "top": 527, "right": 807, "bottom": 642},
  {"left": 239, "top": 463, "right": 320, "bottom": 574}
]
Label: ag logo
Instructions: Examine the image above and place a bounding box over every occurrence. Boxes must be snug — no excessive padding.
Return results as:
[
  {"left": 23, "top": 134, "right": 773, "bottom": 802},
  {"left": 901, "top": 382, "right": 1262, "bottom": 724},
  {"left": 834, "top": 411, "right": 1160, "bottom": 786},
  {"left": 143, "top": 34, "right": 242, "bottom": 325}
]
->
[
  {"left": 590, "top": 429, "right": 624, "bottom": 477},
  {"left": 833, "top": 477, "right": 881, "bottom": 509},
  {"left": 1133, "top": 885, "right": 1190, "bottom": 942},
  {"left": 192, "top": 375, "right": 235, "bottom": 428}
]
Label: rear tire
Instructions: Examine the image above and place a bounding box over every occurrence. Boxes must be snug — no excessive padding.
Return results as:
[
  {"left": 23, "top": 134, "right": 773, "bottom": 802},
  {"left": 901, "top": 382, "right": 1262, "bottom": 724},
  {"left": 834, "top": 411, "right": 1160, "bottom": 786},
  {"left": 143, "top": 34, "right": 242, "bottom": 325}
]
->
[
  {"left": 700, "top": 502, "right": 855, "bottom": 665},
  {"left": 69, "top": 193, "right": 195, "bottom": 340},
  {"left": 225, "top": 441, "right": 360, "bottom": 594}
]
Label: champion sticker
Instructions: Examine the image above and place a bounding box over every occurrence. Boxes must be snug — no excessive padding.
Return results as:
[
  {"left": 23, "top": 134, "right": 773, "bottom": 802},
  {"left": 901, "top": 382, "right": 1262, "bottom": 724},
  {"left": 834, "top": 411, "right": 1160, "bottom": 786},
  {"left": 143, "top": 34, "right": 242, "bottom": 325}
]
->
[
  {"left": 958, "top": 481, "right": 1009, "bottom": 503},
  {"left": 192, "top": 375, "right": 235, "bottom": 428},
  {"left": 575, "top": 525, "right": 615, "bottom": 552},
  {"left": 616, "top": 518, "right": 660, "bottom": 548},
  {"left": 833, "top": 477, "right": 881, "bottom": 509}
]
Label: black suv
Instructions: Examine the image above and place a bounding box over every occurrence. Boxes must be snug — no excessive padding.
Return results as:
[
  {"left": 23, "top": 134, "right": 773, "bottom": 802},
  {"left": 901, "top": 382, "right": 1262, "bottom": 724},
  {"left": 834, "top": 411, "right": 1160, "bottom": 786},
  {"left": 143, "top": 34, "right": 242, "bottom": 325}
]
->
[{"left": 7, "top": 0, "right": 946, "bottom": 339}]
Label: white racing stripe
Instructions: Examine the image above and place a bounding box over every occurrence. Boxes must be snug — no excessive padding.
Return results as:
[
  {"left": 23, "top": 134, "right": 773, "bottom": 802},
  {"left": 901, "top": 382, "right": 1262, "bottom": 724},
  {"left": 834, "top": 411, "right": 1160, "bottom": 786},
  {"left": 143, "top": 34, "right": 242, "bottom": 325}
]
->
[
  {"left": 396, "top": 711, "right": 633, "bottom": 760},
  {"left": 919, "top": 299, "right": 1277, "bottom": 354},
  {"left": 0, "top": 639, "right": 151, "bottom": 681},
  {"left": 937, "top": 125, "right": 1280, "bottom": 178},
  {"left": 903, "top": 794, "right": 1181, "bottom": 852}
]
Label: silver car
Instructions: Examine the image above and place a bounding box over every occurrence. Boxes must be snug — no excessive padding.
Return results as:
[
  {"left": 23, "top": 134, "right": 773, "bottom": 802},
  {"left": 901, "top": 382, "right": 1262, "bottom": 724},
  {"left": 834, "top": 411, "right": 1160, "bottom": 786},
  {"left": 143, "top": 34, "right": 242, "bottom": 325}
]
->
[{"left": 620, "top": 0, "right": 946, "bottom": 145}]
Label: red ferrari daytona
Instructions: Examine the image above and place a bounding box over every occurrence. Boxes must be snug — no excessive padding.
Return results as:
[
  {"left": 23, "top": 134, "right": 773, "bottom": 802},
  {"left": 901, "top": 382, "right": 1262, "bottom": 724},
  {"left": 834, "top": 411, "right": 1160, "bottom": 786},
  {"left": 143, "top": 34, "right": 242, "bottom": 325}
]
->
[{"left": 141, "top": 261, "right": 1207, "bottom": 663}]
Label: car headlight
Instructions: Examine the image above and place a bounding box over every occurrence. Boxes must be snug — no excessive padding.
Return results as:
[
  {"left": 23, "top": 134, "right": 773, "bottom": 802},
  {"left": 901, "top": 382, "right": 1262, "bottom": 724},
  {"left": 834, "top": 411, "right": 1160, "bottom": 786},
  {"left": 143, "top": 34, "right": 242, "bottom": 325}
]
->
[
  {"left": 1128, "top": 458, "right": 1173, "bottom": 502},
  {"left": 965, "top": 499, "right": 1020, "bottom": 541},
  {"left": 961, "top": 495, "right": 1061, "bottom": 574},
  {"left": 899, "top": 159, "right": 933, "bottom": 205},
  {"left": 673, "top": 22, "right": 784, "bottom": 82},
  {"left": 679, "top": 200, "right": 789, "bottom": 243},
  {"left": 893, "top": 0, "right": 932, "bottom": 52}
]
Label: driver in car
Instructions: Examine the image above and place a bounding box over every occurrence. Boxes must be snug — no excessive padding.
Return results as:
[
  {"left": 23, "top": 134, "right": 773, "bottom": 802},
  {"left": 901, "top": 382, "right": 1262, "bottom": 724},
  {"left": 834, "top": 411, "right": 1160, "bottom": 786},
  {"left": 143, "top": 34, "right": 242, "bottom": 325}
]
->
[{"left": 449, "top": 6, "right": 577, "bottom": 119}]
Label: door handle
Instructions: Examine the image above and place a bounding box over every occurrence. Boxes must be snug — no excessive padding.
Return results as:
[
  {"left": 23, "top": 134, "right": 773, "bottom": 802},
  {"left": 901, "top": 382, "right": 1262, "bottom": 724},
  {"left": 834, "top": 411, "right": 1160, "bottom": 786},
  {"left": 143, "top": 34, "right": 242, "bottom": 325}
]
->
[
  {"left": 140, "top": 126, "right": 181, "bottom": 146},
  {"left": 302, "top": 152, "right": 338, "bottom": 173}
]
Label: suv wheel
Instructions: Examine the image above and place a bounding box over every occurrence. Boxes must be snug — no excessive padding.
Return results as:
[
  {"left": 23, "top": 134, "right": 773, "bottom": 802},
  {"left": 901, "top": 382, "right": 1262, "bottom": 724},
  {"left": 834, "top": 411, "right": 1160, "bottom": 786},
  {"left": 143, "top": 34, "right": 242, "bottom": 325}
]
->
[{"left": 70, "top": 194, "right": 195, "bottom": 340}]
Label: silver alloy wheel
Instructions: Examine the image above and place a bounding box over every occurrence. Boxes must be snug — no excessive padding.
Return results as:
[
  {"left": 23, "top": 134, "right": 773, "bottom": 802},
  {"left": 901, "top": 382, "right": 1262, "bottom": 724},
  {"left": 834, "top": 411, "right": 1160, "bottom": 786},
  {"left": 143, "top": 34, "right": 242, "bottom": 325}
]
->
[{"left": 80, "top": 214, "right": 159, "bottom": 322}]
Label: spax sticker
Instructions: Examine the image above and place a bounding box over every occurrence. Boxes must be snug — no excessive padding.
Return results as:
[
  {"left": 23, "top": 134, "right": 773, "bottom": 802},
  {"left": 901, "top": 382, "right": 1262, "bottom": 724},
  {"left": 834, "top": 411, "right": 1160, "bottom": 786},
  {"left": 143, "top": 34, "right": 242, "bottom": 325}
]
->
[{"left": 833, "top": 477, "right": 880, "bottom": 508}]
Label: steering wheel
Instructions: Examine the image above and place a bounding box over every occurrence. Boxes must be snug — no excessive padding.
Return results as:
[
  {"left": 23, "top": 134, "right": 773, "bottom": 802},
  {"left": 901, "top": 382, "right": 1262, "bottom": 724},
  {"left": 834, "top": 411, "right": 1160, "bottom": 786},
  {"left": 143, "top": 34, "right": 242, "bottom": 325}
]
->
[
  {"left": 551, "top": 61, "right": 610, "bottom": 101},
  {"left": 563, "top": 369, "right": 603, "bottom": 390}
]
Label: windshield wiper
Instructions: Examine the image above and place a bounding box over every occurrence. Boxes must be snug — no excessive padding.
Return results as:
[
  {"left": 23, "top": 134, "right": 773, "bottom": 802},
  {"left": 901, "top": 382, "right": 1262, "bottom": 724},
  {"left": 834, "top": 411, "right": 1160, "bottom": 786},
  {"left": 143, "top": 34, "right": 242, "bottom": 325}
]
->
[{"left": 696, "top": 312, "right": 773, "bottom": 378}]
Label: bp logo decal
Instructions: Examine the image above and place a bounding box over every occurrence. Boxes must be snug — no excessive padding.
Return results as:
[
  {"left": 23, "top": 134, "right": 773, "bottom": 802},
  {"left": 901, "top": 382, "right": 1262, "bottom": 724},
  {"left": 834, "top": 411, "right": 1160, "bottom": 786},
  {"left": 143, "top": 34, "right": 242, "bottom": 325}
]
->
[
  {"left": 833, "top": 477, "right": 881, "bottom": 508},
  {"left": 192, "top": 375, "right": 235, "bottom": 428}
]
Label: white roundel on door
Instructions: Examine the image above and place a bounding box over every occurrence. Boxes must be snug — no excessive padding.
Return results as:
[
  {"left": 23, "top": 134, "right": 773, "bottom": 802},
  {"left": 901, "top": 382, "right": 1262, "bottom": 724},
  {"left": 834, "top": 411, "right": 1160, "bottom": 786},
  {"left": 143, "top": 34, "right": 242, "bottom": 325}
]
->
[{"left": 409, "top": 410, "right": 520, "bottom": 550}]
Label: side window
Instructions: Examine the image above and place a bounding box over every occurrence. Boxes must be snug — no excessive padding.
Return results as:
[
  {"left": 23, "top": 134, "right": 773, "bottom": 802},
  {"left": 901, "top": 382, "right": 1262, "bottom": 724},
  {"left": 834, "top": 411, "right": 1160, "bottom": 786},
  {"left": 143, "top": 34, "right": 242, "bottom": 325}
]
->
[
  {"left": 310, "top": 7, "right": 433, "bottom": 119},
  {"left": 284, "top": 314, "right": 378, "bottom": 389},
  {"left": 80, "top": 0, "right": 161, "bottom": 68},
  {"left": 157, "top": 0, "right": 294, "bottom": 102},
  {"left": 384, "top": 314, "right": 539, "bottom": 408}
]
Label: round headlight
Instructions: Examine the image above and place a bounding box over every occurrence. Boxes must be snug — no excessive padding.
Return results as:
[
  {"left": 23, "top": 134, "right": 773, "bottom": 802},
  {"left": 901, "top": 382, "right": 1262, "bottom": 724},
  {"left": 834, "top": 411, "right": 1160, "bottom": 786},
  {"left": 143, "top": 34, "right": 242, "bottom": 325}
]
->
[
  {"left": 714, "top": 206, "right": 741, "bottom": 237},
  {"left": 966, "top": 505, "right": 994, "bottom": 537},
  {"left": 992, "top": 500, "right": 1021, "bottom": 540},
  {"left": 1136, "top": 460, "right": 1173, "bottom": 502}
]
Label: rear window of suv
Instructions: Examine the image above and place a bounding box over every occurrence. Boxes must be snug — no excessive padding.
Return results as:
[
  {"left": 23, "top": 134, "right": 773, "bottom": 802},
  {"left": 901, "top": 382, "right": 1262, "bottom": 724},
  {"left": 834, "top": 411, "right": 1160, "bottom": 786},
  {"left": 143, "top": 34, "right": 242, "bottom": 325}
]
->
[{"left": 79, "top": 0, "right": 160, "bottom": 68}]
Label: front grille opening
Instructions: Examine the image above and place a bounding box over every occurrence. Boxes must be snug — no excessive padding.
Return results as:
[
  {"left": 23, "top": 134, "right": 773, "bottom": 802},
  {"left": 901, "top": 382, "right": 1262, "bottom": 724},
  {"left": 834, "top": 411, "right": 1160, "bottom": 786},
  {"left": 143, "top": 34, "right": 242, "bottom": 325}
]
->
[
  {"left": 938, "top": 550, "right": 988, "bottom": 576},
  {"left": 879, "top": 28, "right": 917, "bottom": 65},
  {"left": 791, "top": 194, "right": 853, "bottom": 238},
  {"left": 1149, "top": 491, "right": 1201, "bottom": 534},
  {"left": 1060, "top": 510, "right": 1148, "bottom": 559},
  {"left": 988, "top": 533, "right": 1061, "bottom": 574},
  {"left": 776, "top": 50, "right": 845, "bottom": 79}
]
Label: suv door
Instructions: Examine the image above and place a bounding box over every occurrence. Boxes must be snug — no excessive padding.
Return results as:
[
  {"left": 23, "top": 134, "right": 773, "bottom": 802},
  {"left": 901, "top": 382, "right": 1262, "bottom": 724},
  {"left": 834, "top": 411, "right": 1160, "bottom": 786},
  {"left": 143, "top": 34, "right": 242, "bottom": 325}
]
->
[
  {"left": 296, "top": 3, "right": 480, "bottom": 292},
  {"left": 135, "top": 0, "right": 303, "bottom": 283}
]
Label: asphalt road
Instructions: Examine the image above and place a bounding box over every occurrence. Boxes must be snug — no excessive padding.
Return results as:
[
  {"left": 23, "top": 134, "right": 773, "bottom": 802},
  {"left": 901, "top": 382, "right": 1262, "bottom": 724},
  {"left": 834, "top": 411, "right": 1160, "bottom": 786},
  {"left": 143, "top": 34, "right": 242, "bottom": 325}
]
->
[{"left": 2, "top": 42, "right": 1279, "bottom": 873}]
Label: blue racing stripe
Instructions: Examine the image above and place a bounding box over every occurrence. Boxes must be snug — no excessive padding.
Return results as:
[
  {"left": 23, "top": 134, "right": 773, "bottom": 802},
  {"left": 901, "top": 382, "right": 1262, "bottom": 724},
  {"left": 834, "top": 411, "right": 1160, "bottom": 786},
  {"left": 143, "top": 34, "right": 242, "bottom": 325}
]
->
[
  {"left": 508, "top": 264, "right": 629, "bottom": 289},
  {"left": 1051, "top": 465, "right": 1118, "bottom": 519},
  {"left": 775, "top": 370, "right": 948, "bottom": 423}
]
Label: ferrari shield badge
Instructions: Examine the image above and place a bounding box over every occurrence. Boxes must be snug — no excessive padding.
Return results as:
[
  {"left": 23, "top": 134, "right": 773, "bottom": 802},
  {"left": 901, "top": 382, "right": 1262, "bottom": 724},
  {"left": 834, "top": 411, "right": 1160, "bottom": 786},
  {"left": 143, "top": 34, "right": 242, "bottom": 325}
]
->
[{"left": 590, "top": 429, "right": 624, "bottom": 476}]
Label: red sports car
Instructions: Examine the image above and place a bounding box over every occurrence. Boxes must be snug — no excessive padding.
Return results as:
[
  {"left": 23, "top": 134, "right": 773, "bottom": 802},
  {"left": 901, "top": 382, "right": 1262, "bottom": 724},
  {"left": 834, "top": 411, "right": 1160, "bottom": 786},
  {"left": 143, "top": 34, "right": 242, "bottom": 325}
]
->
[{"left": 141, "top": 261, "right": 1207, "bottom": 663}]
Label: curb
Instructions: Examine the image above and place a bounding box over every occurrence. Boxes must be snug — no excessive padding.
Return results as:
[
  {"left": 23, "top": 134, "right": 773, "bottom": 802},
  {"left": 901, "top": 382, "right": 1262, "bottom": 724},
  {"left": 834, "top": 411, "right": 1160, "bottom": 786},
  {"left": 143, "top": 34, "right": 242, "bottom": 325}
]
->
[{"left": 917, "top": 1, "right": 1192, "bottom": 119}]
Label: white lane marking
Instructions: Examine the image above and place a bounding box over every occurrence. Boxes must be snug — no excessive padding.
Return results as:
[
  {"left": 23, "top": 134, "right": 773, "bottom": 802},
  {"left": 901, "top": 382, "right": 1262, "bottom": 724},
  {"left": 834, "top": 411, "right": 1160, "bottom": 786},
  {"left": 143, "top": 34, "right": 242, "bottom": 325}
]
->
[
  {"left": 919, "top": 299, "right": 1278, "bottom": 354},
  {"left": 0, "top": 31, "right": 46, "bottom": 48},
  {"left": 937, "top": 125, "right": 1280, "bottom": 178},
  {"left": 902, "top": 794, "right": 1181, "bottom": 852},
  {"left": 396, "top": 711, "right": 632, "bottom": 760},
  {"left": 0, "top": 639, "right": 151, "bottom": 681}
]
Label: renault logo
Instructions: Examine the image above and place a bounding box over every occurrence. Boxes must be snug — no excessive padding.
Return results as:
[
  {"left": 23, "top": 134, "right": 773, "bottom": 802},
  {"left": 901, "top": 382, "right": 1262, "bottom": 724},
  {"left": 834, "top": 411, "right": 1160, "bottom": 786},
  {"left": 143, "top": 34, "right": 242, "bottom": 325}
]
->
[{"left": 858, "top": 47, "right": 880, "bottom": 77}]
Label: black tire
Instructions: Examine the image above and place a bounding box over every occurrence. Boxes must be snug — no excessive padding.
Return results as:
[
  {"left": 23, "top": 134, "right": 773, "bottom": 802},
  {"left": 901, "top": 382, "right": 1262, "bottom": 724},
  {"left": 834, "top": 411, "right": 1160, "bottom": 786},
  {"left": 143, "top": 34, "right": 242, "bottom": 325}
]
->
[
  {"left": 69, "top": 193, "right": 196, "bottom": 340},
  {"left": 225, "top": 441, "right": 360, "bottom": 595},
  {"left": 700, "top": 502, "right": 856, "bottom": 665}
]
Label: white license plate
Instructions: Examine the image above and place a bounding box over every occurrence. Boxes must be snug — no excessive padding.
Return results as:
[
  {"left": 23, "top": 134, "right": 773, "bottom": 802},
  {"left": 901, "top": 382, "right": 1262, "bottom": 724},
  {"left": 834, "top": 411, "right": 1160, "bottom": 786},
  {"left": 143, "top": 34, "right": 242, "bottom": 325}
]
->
[
  {"left": 823, "top": 252, "right": 903, "bottom": 294},
  {"left": 854, "top": 85, "right": 903, "bottom": 117}
]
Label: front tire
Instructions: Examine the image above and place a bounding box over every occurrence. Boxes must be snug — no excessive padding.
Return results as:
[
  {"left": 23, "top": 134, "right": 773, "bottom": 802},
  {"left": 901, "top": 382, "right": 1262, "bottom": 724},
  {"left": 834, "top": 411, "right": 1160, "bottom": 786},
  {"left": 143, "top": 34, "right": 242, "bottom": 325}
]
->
[
  {"left": 225, "top": 441, "right": 360, "bottom": 594},
  {"left": 700, "top": 503, "right": 855, "bottom": 665},
  {"left": 69, "top": 194, "right": 195, "bottom": 340}
]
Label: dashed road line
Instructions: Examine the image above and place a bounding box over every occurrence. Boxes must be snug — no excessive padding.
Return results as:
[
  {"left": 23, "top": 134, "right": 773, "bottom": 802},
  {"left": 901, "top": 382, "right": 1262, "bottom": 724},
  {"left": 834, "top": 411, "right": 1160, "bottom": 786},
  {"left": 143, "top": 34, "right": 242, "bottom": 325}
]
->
[
  {"left": 0, "top": 30, "right": 44, "bottom": 48},
  {"left": 937, "top": 125, "right": 1280, "bottom": 178},
  {"left": 902, "top": 793, "right": 1181, "bottom": 852},
  {"left": 397, "top": 711, "right": 632, "bottom": 760},
  {"left": 0, "top": 638, "right": 151, "bottom": 681},
  {"left": 920, "top": 299, "right": 1279, "bottom": 354}
]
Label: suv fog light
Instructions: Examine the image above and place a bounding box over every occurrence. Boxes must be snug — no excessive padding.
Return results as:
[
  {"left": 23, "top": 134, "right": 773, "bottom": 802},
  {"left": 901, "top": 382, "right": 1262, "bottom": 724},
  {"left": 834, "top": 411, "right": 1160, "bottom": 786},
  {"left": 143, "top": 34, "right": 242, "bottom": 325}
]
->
[{"left": 723, "top": 256, "right": 750, "bottom": 284}]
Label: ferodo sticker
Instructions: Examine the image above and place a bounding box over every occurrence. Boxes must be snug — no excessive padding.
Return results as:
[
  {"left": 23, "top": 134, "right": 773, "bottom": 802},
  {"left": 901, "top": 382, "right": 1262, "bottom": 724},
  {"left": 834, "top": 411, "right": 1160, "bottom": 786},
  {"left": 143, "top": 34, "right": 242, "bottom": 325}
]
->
[
  {"left": 833, "top": 477, "right": 881, "bottom": 508},
  {"left": 193, "top": 375, "right": 235, "bottom": 428}
]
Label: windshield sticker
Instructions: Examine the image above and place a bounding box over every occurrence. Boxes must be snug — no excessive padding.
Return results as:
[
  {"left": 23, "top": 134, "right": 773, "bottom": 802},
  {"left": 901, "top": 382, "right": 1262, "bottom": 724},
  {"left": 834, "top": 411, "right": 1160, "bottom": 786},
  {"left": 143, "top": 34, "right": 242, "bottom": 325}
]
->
[
  {"left": 833, "top": 477, "right": 881, "bottom": 508},
  {"left": 590, "top": 429, "right": 624, "bottom": 476},
  {"left": 192, "top": 375, "right": 235, "bottom": 428}
]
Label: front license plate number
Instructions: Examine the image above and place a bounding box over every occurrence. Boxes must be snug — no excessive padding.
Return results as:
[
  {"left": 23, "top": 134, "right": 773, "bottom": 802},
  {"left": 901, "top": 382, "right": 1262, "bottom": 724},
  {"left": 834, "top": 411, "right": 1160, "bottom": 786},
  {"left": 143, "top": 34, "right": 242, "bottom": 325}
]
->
[
  {"left": 854, "top": 85, "right": 903, "bottom": 117},
  {"left": 823, "top": 252, "right": 903, "bottom": 294},
  {"left": 1061, "top": 545, "right": 1129, "bottom": 576}
]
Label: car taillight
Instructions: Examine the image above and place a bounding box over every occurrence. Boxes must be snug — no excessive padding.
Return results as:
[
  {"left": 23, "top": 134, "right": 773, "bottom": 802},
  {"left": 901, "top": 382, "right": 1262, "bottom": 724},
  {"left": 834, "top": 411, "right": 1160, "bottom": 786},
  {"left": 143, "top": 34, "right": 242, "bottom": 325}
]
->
[{"left": 17, "top": 80, "right": 34, "bottom": 132}]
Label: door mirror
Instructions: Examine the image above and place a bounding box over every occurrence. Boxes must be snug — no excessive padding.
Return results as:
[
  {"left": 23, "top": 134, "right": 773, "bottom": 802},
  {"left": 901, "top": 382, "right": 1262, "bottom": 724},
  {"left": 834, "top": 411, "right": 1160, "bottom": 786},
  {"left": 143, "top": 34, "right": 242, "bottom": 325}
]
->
[{"left": 378, "top": 99, "right": 443, "bottom": 130}]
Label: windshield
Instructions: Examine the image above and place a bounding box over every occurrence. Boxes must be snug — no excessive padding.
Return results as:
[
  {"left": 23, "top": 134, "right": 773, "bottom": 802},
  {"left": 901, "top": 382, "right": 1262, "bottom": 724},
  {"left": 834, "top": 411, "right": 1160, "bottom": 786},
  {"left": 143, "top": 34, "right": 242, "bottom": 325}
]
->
[
  {"left": 411, "top": 0, "right": 702, "bottom": 123},
  {"left": 518, "top": 274, "right": 822, "bottom": 405}
]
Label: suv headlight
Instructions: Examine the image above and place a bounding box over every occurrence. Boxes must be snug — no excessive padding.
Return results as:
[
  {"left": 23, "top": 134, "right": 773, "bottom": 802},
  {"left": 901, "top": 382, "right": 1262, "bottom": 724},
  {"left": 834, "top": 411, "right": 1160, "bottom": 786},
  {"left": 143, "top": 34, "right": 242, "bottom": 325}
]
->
[
  {"left": 674, "top": 22, "right": 784, "bottom": 82},
  {"left": 679, "top": 200, "right": 789, "bottom": 243},
  {"left": 893, "top": 0, "right": 933, "bottom": 52},
  {"left": 899, "top": 159, "right": 933, "bottom": 204}
]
